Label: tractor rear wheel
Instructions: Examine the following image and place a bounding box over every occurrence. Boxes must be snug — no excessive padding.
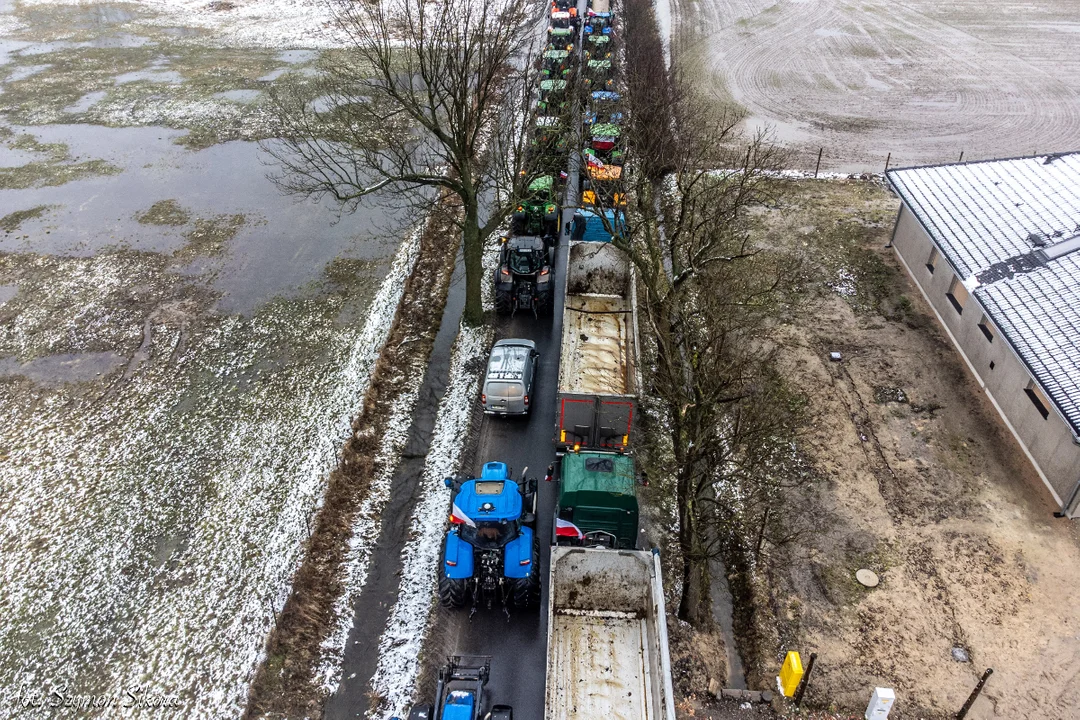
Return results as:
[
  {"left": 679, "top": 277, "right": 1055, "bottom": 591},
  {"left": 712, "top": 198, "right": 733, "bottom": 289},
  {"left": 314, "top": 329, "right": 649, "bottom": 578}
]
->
[
  {"left": 494, "top": 286, "right": 513, "bottom": 315},
  {"left": 512, "top": 540, "right": 541, "bottom": 609},
  {"left": 438, "top": 571, "right": 468, "bottom": 608}
]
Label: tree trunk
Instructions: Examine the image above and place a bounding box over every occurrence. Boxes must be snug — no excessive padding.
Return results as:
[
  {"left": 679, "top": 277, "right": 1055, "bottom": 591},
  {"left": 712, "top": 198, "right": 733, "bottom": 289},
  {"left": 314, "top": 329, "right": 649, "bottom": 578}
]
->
[
  {"left": 676, "top": 448, "right": 714, "bottom": 628},
  {"left": 461, "top": 200, "right": 484, "bottom": 326}
]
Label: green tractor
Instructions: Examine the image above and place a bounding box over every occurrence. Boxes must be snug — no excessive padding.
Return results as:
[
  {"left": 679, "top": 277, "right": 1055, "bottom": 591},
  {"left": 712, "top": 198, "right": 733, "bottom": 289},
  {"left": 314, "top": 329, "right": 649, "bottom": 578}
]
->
[
  {"left": 587, "top": 122, "right": 624, "bottom": 164},
  {"left": 553, "top": 451, "right": 639, "bottom": 550},
  {"left": 528, "top": 116, "right": 570, "bottom": 175},
  {"left": 582, "top": 58, "right": 614, "bottom": 91},
  {"left": 546, "top": 25, "right": 574, "bottom": 52},
  {"left": 541, "top": 48, "right": 574, "bottom": 80},
  {"left": 584, "top": 32, "right": 611, "bottom": 61},
  {"left": 512, "top": 175, "right": 560, "bottom": 241},
  {"left": 538, "top": 78, "right": 570, "bottom": 114}
]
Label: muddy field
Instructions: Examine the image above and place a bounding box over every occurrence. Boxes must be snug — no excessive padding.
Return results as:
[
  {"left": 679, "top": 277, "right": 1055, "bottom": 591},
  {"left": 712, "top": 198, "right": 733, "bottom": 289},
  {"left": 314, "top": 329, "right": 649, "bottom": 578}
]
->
[
  {"left": 0, "top": 1, "right": 416, "bottom": 717},
  {"left": 668, "top": 0, "right": 1080, "bottom": 173},
  {"left": 748, "top": 179, "right": 1080, "bottom": 719}
]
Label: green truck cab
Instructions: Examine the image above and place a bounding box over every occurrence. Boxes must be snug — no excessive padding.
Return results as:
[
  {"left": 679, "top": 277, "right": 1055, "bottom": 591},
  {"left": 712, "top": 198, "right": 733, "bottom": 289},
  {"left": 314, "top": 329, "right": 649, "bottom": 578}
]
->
[{"left": 554, "top": 451, "right": 638, "bottom": 549}]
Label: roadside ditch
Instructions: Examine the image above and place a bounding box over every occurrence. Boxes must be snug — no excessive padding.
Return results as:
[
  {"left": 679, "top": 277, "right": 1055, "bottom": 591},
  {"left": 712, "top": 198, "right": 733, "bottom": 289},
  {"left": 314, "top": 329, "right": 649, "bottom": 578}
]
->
[{"left": 243, "top": 195, "right": 462, "bottom": 719}]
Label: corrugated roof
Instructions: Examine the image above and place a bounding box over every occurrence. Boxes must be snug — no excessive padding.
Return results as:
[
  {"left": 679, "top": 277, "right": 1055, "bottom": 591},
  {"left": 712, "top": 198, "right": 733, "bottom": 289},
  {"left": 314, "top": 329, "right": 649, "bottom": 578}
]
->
[{"left": 887, "top": 153, "right": 1080, "bottom": 436}]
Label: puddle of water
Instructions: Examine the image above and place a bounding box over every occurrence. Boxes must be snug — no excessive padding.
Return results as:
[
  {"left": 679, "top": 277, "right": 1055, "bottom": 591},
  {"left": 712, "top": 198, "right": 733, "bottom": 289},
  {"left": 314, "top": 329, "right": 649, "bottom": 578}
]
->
[
  {"left": 63, "top": 89, "right": 108, "bottom": 113},
  {"left": 0, "top": 350, "right": 127, "bottom": 383},
  {"left": 257, "top": 67, "right": 288, "bottom": 82},
  {"left": 86, "top": 32, "right": 153, "bottom": 48},
  {"left": 0, "top": 144, "right": 41, "bottom": 167},
  {"left": 17, "top": 41, "right": 79, "bottom": 56},
  {"left": 114, "top": 69, "right": 183, "bottom": 84},
  {"left": 213, "top": 89, "right": 262, "bottom": 104},
  {"left": 5, "top": 63, "right": 49, "bottom": 82},
  {"left": 0, "top": 124, "right": 407, "bottom": 313},
  {"left": 277, "top": 49, "right": 317, "bottom": 64},
  {"left": 74, "top": 5, "right": 137, "bottom": 29},
  {"left": 0, "top": 39, "right": 32, "bottom": 65},
  {"left": 158, "top": 26, "right": 203, "bottom": 37},
  {"left": 0, "top": 284, "right": 17, "bottom": 303}
]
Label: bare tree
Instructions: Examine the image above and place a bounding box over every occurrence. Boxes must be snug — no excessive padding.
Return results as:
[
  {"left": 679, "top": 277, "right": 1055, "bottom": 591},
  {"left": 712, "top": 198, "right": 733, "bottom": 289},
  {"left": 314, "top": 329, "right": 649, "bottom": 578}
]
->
[
  {"left": 263, "top": 0, "right": 542, "bottom": 325},
  {"left": 593, "top": 44, "right": 810, "bottom": 625}
]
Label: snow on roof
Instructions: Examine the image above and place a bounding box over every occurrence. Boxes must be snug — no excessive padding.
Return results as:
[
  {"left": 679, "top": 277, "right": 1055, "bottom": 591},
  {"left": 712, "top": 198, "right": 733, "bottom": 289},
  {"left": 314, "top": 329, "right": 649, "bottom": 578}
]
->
[{"left": 887, "top": 153, "right": 1080, "bottom": 436}]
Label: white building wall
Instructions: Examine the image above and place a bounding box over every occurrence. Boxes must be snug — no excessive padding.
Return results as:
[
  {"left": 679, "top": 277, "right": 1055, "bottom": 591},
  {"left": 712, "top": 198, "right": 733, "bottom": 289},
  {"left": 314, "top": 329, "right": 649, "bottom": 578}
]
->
[{"left": 890, "top": 205, "right": 1080, "bottom": 516}]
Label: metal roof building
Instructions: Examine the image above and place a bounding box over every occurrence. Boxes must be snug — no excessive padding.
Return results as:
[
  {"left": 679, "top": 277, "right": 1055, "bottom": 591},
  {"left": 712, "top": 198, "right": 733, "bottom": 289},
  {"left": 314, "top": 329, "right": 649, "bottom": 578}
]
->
[{"left": 887, "top": 153, "right": 1080, "bottom": 517}]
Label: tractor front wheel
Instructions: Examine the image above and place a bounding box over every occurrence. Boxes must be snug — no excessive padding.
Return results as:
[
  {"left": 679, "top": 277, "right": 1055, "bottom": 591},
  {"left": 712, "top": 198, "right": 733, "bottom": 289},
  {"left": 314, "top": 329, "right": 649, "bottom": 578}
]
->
[{"left": 438, "top": 571, "right": 468, "bottom": 608}]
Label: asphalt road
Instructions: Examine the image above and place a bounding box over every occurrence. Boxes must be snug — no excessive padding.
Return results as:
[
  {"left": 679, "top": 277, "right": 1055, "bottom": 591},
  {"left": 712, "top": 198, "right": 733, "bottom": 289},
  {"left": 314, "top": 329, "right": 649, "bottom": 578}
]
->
[{"left": 434, "top": 3, "right": 588, "bottom": 715}]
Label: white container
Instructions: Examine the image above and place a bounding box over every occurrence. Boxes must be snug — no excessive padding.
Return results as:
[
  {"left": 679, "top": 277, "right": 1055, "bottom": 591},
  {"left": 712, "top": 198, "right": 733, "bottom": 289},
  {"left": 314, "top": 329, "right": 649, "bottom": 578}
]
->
[{"left": 865, "top": 687, "right": 895, "bottom": 719}]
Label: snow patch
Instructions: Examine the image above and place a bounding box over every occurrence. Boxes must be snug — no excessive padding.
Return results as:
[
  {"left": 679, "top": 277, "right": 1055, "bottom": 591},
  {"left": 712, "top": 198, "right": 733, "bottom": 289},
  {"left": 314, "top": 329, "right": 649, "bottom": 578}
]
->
[
  {"left": 365, "top": 239, "right": 499, "bottom": 719},
  {"left": 315, "top": 225, "right": 427, "bottom": 694}
]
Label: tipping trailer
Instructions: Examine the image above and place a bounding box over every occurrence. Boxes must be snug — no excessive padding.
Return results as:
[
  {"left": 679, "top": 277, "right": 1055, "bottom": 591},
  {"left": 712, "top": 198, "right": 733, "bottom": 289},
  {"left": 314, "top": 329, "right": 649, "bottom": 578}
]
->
[
  {"left": 555, "top": 240, "right": 639, "bottom": 452},
  {"left": 544, "top": 547, "right": 676, "bottom": 720}
]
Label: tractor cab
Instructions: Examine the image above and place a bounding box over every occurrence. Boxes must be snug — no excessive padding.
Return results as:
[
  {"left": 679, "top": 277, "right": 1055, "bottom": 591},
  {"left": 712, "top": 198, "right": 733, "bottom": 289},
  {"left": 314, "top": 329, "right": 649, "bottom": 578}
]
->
[
  {"left": 528, "top": 116, "right": 570, "bottom": 174},
  {"left": 495, "top": 235, "right": 553, "bottom": 315},
  {"left": 588, "top": 122, "right": 623, "bottom": 162},
  {"left": 581, "top": 162, "right": 625, "bottom": 207},
  {"left": 546, "top": 26, "right": 574, "bottom": 52},
  {"left": 555, "top": 452, "right": 639, "bottom": 550},
  {"left": 541, "top": 49, "right": 572, "bottom": 79},
  {"left": 583, "top": 11, "right": 612, "bottom": 35},
  {"left": 538, "top": 78, "right": 569, "bottom": 113},
  {"left": 551, "top": 0, "right": 577, "bottom": 17},
  {"left": 584, "top": 32, "right": 611, "bottom": 60},
  {"left": 583, "top": 91, "right": 622, "bottom": 126},
  {"left": 549, "top": 9, "right": 572, "bottom": 29},
  {"left": 440, "top": 463, "right": 540, "bottom": 612},
  {"left": 513, "top": 174, "right": 560, "bottom": 239},
  {"left": 406, "top": 656, "right": 514, "bottom": 720},
  {"left": 582, "top": 58, "right": 613, "bottom": 90}
]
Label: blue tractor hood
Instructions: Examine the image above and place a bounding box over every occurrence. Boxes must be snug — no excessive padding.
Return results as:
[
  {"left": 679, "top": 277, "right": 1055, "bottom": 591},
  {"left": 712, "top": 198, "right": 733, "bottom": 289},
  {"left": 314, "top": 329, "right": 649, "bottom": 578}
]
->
[{"left": 455, "top": 462, "right": 522, "bottom": 521}]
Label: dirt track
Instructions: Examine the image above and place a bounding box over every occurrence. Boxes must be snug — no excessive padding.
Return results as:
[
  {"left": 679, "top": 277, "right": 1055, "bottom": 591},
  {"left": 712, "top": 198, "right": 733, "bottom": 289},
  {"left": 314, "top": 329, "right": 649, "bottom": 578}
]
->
[{"left": 671, "top": 0, "right": 1080, "bottom": 172}]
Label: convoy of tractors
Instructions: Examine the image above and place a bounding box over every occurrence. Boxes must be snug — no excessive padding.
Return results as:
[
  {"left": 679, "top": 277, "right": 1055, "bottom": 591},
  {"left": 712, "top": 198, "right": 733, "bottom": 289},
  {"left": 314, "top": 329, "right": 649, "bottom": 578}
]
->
[{"left": 410, "top": 0, "right": 676, "bottom": 717}]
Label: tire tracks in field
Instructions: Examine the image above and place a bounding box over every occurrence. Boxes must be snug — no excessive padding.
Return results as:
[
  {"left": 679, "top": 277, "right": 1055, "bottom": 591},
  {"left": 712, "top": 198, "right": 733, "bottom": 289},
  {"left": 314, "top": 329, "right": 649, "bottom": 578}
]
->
[{"left": 674, "top": 0, "right": 1080, "bottom": 168}]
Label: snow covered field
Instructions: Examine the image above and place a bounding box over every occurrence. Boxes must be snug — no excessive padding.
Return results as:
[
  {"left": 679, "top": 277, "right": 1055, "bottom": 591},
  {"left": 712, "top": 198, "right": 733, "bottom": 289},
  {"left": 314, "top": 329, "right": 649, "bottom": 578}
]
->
[{"left": 0, "top": 1, "right": 419, "bottom": 717}]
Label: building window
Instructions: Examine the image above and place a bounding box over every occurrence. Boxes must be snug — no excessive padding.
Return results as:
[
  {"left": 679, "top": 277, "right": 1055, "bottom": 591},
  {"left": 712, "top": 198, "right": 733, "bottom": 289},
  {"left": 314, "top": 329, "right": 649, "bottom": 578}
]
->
[
  {"left": 926, "top": 247, "right": 939, "bottom": 273},
  {"left": 978, "top": 315, "right": 995, "bottom": 342},
  {"left": 1025, "top": 381, "right": 1050, "bottom": 420},
  {"left": 946, "top": 276, "right": 968, "bottom": 314}
]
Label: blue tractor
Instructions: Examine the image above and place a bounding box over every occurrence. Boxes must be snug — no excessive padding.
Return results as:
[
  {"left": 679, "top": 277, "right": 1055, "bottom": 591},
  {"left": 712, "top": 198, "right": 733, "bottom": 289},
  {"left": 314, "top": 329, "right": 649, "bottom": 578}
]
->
[
  {"left": 405, "top": 656, "right": 513, "bottom": 720},
  {"left": 439, "top": 462, "right": 540, "bottom": 612}
]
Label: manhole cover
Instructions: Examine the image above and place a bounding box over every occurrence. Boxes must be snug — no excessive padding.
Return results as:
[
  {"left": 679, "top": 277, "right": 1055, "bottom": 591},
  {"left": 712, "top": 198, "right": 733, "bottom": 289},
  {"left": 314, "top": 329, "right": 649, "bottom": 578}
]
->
[{"left": 855, "top": 569, "right": 879, "bottom": 587}]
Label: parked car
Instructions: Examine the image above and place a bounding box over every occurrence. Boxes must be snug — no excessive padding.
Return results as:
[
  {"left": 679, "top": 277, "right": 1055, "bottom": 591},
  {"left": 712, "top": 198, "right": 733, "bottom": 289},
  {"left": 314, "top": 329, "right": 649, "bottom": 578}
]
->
[{"left": 481, "top": 339, "right": 539, "bottom": 416}]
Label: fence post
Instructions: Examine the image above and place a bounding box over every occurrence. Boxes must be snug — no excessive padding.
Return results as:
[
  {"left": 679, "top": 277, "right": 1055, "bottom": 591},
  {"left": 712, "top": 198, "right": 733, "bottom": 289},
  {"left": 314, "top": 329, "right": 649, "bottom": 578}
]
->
[
  {"left": 884, "top": 152, "right": 891, "bottom": 173},
  {"left": 958, "top": 150, "right": 964, "bottom": 163},
  {"left": 956, "top": 668, "right": 993, "bottom": 720},
  {"left": 814, "top": 147, "right": 823, "bottom": 178}
]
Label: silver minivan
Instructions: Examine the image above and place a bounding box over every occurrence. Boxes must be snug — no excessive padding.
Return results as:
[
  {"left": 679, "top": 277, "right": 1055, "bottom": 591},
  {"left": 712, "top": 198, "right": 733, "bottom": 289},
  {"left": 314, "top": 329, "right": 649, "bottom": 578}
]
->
[{"left": 482, "top": 339, "right": 539, "bottom": 416}]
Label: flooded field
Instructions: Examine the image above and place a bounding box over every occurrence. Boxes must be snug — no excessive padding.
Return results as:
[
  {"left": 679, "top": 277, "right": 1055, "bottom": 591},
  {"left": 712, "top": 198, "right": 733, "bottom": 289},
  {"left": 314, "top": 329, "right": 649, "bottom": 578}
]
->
[
  {"left": 670, "top": 0, "right": 1080, "bottom": 173},
  {"left": 0, "top": 1, "right": 411, "bottom": 716}
]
